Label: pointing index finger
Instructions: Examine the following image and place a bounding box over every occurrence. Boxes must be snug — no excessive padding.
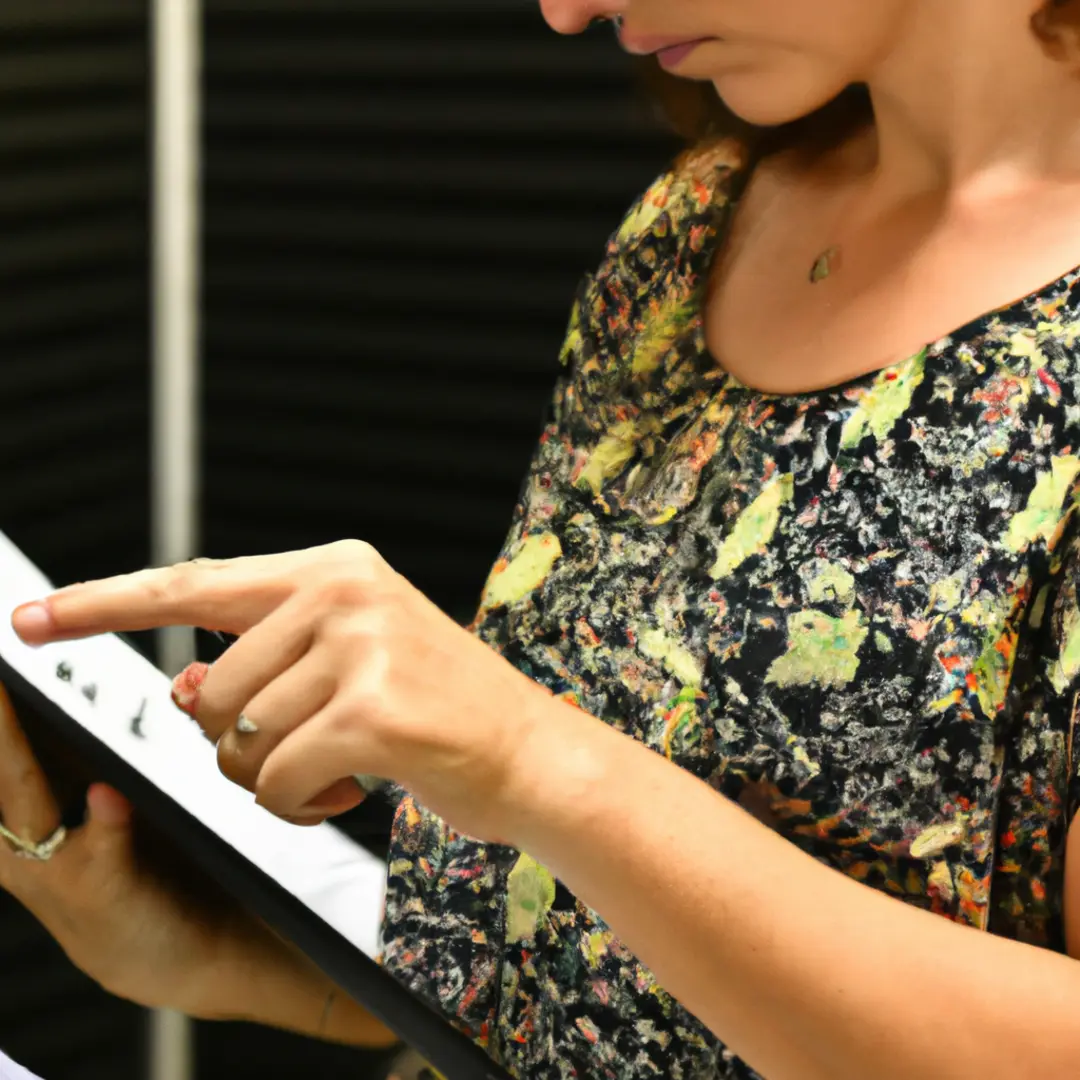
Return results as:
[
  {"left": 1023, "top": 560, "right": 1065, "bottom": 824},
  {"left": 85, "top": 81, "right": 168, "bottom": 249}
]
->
[
  {"left": 9, "top": 544, "right": 348, "bottom": 645},
  {"left": 11, "top": 557, "right": 275, "bottom": 645}
]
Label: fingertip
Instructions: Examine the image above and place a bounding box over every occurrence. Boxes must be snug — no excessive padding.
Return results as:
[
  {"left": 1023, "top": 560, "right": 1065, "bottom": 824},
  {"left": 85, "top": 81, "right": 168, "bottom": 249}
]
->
[
  {"left": 11, "top": 601, "right": 55, "bottom": 644},
  {"left": 171, "top": 662, "right": 210, "bottom": 716},
  {"left": 87, "top": 783, "right": 132, "bottom": 826}
]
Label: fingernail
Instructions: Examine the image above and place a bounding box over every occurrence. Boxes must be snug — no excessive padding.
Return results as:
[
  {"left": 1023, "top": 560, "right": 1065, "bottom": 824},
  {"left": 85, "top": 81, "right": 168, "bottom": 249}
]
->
[
  {"left": 171, "top": 663, "right": 209, "bottom": 716},
  {"left": 12, "top": 602, "right": 52, "bottom": 642}
]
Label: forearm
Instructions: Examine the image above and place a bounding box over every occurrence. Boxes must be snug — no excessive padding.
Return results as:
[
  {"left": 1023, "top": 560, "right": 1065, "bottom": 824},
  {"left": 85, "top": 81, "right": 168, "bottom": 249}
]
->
[
  {"left": 505, "top": 700, "right": 1080, "bottom": 1080},
  {"left": 207, "top": 918, "right": 399, "bottom": 1049}
]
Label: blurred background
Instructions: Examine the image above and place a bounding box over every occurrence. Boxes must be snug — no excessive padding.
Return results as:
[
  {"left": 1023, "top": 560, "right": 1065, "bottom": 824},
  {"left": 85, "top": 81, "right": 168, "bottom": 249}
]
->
[{"left": 0, "top": 1, "right": 677, "bottom": 1077}]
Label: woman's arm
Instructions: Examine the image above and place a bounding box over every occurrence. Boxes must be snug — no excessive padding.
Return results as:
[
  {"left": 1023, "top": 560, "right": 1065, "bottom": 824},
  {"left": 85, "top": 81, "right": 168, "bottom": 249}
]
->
[{"left": 505, "top": 699, "right": 1080, "bottom": 1080}]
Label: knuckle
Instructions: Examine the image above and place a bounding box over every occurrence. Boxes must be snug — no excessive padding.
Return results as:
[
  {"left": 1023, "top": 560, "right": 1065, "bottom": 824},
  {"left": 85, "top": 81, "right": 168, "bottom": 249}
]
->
[
  {"left": 146, "top": 564, "right": 194, "bottom": 607},
  {"left": 306, "top": 543, "right": 392, "bottom": 613},
  {"left": 340, "top": 609, "right": 388, "bottom": 646},
  {"left": 332, "top": 539, "right": 385, "bottom": 583},
  {"left": 324, "top": 703, "right": 362, "bottom": 744},
  {"left": 343, "top": 667, "right": 389, "bottom": 723},
  {"left": 330, "top": 537, "right": 376, "bottom": 563},
  {"left": 307, "top": 573, "right": 363, "bottom": 611}
]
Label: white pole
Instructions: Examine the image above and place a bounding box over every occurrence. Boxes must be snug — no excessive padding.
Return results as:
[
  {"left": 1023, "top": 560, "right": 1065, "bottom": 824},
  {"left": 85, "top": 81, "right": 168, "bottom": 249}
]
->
[{"left": 150, "top": 0, "right": 201, "bottom": 1078}]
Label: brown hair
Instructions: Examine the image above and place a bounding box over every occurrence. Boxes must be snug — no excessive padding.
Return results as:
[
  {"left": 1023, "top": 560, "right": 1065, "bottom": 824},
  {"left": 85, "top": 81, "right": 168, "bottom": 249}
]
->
[
  {"left": 1033, "top": 0, "right": 1080, "bottom": 58},
  {"left": 642, "top": 0, "right": 1080, "bottom": 158}
]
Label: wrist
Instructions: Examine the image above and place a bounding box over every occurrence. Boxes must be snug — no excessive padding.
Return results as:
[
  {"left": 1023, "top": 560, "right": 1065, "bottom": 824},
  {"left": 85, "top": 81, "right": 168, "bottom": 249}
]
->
[
  {"left": 498, "top": 690, "right": 615, "bottom": 856},
  {"left": 189, "top": 917, "right": 397, "bottom": 1048},
  {"left": 182, "top": 916, "right": 298, "bottom": 1023}
]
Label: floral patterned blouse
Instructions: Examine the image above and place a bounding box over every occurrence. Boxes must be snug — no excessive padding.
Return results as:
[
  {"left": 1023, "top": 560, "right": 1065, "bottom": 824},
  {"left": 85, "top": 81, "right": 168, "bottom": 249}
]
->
[{"left": 380, "top": 137, "right": 1080, "bottom": 1080}]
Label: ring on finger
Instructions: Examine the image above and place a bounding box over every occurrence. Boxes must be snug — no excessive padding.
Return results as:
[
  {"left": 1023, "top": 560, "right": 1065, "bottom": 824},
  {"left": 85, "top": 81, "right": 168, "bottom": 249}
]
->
[
  {"left": 236, "top": 714, "right": 260, "bottom": 735},
  {"left": 0, "top": 821, "right": 67, "bottom": 862}
]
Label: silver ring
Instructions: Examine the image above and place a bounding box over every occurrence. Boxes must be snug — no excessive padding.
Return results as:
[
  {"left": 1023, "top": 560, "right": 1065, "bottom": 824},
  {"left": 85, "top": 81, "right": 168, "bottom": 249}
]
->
[
  {"left": 236, "top": 714, "right": 260, "bottom": 735},
  {"left": 0, "top": 822, "right": 67, "bottom": 862}
]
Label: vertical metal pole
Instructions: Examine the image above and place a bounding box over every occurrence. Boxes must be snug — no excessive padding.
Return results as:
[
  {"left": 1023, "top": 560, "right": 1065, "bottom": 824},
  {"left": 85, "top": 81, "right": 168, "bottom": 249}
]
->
[{"left": 151, "top": 0, "right": 201, "bottom": 1078}]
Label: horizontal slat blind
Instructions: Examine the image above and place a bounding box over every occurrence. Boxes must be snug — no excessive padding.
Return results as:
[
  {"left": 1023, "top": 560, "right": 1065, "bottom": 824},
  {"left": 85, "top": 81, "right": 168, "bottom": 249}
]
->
[
  {"left": 0, "top": 0, "right": 150, "bottom": 589},
  {"left": 0, "top": 3, "right": 150, "bottom": 1079}
]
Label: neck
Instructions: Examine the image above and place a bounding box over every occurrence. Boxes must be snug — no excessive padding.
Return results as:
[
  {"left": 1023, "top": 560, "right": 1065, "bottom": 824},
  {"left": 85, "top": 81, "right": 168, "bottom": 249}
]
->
[{"left": 861, "top": 0, "right": 1080, "bottom": 206}]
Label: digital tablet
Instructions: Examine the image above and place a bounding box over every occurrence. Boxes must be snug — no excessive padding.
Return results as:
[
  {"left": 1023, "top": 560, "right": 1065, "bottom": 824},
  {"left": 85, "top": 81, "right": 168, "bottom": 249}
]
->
[{"left": 0, "top": 531, "right": 510, "bottom": 1080}]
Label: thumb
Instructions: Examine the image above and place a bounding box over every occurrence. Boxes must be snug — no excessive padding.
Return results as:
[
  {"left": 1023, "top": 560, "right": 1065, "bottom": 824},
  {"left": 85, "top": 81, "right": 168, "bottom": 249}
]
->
[
  {"left": 86, "top": 783, "right": 133, "bottom": 832},
  {"left": 78, "top": 785, "right": 135, "bottom": 879}
]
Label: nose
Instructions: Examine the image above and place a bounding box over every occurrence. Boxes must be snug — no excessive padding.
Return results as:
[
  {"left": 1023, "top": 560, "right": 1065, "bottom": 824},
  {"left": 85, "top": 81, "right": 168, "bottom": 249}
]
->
[{"left": 538, "top": 0, "right": 624, "bottom": 35}]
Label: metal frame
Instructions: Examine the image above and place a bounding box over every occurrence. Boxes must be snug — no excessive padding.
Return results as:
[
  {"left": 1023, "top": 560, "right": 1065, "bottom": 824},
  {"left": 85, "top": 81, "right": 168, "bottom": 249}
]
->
[{"left": 150, "top": 0, "right": 202, "bottom": 1077}]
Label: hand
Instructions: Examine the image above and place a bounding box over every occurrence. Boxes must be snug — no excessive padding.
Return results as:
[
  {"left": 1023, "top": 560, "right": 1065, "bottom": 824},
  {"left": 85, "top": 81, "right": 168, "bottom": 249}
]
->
[
  {"left": 0, "top": 682, "right": 397, "bottom": 1047},
  {"left": 0, "top": 681, "right": 273, "bottom": 1017},
  {"left": 11, "top": 541, "right": 554, "bottom": 841}
]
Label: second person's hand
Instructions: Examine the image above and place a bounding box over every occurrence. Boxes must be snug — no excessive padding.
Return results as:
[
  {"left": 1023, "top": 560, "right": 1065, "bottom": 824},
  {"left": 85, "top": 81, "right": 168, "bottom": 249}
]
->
[{"left": 0, "top": 682, "right": 395, "bottom": 1047}]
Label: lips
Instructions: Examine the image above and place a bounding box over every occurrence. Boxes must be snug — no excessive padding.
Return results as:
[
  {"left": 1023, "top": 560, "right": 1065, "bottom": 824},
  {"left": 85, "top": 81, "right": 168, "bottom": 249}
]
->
[
  {"left": 655, "top": 41, "right": 708, "bottom": 70},
  {"left": 619, "top": 32, "right": 715, "bottom": 59}
]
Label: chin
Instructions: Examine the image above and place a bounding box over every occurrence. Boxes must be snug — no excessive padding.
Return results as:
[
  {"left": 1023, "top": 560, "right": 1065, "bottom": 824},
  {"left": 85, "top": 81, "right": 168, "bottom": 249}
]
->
[{"left": 711, "top": 72, "right": 849, "bottom": 130}]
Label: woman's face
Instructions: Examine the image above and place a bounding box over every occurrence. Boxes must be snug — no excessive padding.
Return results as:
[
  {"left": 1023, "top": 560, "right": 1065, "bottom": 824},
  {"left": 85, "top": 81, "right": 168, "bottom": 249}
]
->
[{"left": 538, "top": 0, "right": 910, "bottom": 126}]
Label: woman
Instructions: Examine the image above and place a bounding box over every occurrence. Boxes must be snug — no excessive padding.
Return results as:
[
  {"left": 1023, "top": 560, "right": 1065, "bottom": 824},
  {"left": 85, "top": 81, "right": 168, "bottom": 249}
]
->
[{"left": 5, "top": 1, "right": 1080, "bottom": 1077}]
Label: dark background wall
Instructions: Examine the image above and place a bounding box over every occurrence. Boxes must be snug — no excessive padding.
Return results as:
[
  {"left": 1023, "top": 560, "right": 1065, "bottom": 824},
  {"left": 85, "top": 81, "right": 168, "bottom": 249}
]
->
[
  {"left": 0, "top": 2, "right": 150, "bottom": 1078},
  {"left": 0, "top": 1, "right": 677, "bottom": 1077},
  {"left": 0, "top": 0, "right": 150, "bottom": 588},
  {"left": 200, "top": 0, "right": 677, "bottom": 623}
]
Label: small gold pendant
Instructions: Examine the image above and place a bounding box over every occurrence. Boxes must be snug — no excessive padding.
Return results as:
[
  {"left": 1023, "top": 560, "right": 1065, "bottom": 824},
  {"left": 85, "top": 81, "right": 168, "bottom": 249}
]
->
[{"left": 809, "top": 245, "right": 840, "bottom": 284}]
